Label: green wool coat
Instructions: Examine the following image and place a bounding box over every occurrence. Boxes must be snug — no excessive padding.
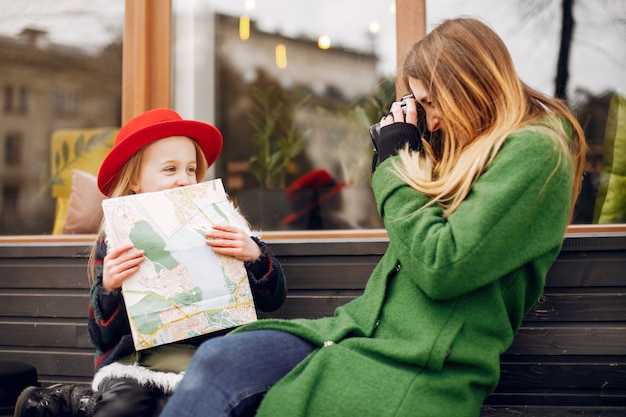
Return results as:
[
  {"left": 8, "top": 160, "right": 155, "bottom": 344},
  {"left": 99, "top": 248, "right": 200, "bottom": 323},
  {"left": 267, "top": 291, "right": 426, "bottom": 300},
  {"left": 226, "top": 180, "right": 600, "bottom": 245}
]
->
[{"left": 234, "top": 124, "right": 574, "bottom": 417}]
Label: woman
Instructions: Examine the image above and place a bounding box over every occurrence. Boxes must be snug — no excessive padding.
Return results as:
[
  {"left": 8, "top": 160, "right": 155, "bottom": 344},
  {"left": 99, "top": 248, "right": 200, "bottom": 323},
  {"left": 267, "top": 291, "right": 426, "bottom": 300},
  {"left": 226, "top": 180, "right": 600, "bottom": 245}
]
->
[{"left": 159, "top": 17, "right": 587, "bottom": 417}]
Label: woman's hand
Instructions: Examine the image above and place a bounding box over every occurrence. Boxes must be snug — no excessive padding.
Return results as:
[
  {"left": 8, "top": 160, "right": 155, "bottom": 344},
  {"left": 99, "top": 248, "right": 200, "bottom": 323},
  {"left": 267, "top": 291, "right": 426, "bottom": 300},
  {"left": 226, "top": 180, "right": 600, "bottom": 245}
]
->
[
  {"left": 102, "top": 244, "right": 145, "bottom": 292},
  {"left": 379, "top": 96, "right": 418, "bottom": 128},
  {"left": 375, "top": 95, "right": 421, "bottom": 164},
  {"left": 205, "top": 223, "right": 262, "bottom": 262}
]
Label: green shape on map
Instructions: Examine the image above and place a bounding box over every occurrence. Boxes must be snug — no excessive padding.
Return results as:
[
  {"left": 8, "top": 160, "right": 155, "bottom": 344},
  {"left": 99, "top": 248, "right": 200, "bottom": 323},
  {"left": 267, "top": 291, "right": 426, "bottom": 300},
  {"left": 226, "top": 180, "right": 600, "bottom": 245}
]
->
[
  {"left": 129, "top": 287, "right": 204, "bottom": 335},
  {"left": 169, "top": 287, "right": 203, "bottom": 305},
  {"left": 128, "top": 296, "right": 170, "bottom": 335},
  {"left": 129, "top": 219, "right": 179, "bottom": 272},
  {"left": 203, "top": 310, "right": 241, "bottom": 329}
]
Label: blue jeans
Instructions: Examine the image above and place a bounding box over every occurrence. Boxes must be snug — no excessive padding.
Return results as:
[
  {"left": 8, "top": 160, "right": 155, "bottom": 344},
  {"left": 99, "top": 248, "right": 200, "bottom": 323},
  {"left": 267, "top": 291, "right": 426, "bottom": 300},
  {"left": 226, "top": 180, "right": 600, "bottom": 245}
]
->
[{"left": 159, "top": 330, "right": 317, "bottom": 417}]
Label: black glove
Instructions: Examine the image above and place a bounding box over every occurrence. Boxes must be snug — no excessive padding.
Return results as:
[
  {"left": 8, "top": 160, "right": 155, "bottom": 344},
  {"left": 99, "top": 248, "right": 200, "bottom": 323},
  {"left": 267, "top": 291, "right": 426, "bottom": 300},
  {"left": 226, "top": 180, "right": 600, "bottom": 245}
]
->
[{"left": 372, "top": 123, "right": 421, "bottom": 171}]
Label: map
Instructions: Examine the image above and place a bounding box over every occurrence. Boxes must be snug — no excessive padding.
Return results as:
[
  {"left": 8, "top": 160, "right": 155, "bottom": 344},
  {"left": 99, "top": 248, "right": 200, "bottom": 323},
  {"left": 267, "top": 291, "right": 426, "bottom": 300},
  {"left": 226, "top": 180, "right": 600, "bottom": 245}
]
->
[{"left": 101, "top": 179, "right": 257, "bottom": 350}]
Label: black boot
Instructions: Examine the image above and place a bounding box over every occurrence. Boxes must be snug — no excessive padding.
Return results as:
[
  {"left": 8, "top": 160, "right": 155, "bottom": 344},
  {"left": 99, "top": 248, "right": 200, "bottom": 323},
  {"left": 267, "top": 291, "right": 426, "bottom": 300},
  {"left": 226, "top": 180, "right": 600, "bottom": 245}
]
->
[
  {"left": 13, "top": 384, "right": 94, "bottom": 417},
  {"left": 69, "top": 385, "right": 95, "bottom": 417}
]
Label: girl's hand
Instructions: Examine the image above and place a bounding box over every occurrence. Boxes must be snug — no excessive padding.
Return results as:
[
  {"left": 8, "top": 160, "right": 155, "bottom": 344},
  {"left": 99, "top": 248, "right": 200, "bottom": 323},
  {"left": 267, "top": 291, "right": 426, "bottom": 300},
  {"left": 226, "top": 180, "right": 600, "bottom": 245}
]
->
[
  {"left": 102, "top": 244, "right": 144, "bottom": 292},
  {"left": 205, "top": 223, "right": 261, "bottom": 262}
]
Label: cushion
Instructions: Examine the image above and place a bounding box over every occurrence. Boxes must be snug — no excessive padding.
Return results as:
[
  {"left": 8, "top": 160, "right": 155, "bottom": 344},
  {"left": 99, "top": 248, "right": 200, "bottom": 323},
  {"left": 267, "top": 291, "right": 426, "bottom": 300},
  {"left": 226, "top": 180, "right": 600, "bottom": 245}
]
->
[
  {"left": 49, "top": 128, "right": 117, "bottom": 234},
  {"left": 62, "top": 170, "right": 106, "bottom": 234},
  {"left": 52, "top": 197, "right": 71, "bottom": 235}
]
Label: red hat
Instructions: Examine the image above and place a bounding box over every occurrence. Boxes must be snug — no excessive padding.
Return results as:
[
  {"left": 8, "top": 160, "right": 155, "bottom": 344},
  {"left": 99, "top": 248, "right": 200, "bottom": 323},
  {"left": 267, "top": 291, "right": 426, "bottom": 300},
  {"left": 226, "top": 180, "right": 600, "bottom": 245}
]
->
[
  {"left": 97, "top": 108, "right": 223, "bottom": 196},
  {"left": 282, "top": 169, "right": 347, "bottom": 225}
]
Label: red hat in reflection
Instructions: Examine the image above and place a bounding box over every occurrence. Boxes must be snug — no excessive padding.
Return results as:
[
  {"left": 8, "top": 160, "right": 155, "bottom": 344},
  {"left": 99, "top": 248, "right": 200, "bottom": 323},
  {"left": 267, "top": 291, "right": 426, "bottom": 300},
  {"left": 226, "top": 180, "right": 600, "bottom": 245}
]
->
[{"left": 282, "top": 169, "right": 348, "bottom": 225}]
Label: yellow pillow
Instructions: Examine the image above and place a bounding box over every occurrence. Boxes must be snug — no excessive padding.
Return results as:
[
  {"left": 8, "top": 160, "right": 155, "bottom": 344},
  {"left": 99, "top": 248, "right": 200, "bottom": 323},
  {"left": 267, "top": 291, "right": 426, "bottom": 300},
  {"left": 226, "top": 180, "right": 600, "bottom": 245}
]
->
[
  {"left": 52, "top": 197, "right": 70, "bottom": 235},
  {"left": 50, "top": 128, "right": 117, "bottom": 234}
]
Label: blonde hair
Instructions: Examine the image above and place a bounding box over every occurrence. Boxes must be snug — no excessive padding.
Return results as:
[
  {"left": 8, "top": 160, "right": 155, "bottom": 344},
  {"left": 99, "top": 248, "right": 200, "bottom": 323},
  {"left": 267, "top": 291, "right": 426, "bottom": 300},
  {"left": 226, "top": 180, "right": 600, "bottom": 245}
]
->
[
  {"left": 87, "top": 138, "right": 209, "bottom": 283},
  {"left": 395, "top": 17, "right": 586, "bottom": 218}
]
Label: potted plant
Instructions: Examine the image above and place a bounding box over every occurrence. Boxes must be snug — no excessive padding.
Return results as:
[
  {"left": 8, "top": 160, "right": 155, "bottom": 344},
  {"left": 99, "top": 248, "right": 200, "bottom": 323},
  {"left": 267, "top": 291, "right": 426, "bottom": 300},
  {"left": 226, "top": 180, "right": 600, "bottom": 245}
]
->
[
  {"left": 248, "top": 85, "right": 310, "bottom": 189},
  {"left": 235, "top": 85, "right": 310, "bottom": 229}
]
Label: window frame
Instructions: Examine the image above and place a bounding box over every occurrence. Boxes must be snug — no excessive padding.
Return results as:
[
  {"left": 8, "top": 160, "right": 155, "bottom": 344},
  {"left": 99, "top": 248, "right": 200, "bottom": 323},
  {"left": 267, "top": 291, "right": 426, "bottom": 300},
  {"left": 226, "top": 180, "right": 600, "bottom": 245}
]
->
[{"left": 0, "top": 0, "right": 623, "bottom": 244}]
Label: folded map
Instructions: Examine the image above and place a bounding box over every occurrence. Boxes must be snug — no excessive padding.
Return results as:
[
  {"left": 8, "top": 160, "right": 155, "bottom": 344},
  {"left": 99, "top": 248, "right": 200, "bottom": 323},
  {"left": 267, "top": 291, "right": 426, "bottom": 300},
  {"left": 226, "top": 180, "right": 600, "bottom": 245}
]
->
[{"left": 101, "top": 179, "right": 257, "bottom": 350}]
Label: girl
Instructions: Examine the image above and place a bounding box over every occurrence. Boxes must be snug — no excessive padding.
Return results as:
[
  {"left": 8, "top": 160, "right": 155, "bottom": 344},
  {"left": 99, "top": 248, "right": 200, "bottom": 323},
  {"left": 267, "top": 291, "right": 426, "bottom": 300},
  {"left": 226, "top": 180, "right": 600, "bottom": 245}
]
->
[
  {"left": 14, "top": 108, "right": 287, "bottom": 417},
  {"left": 89, "top": 109, "right": 286, "bottom": 417},
  {"left": 159, "top": 17, "right": 587, "bottom": 417}
]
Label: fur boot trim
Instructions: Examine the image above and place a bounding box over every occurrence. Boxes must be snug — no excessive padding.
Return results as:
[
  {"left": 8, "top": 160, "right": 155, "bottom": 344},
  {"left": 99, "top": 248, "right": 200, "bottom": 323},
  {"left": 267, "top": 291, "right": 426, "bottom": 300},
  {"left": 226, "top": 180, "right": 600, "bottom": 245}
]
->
[{"left": 92, "top": 362, "right": 183, "bottom": 394}]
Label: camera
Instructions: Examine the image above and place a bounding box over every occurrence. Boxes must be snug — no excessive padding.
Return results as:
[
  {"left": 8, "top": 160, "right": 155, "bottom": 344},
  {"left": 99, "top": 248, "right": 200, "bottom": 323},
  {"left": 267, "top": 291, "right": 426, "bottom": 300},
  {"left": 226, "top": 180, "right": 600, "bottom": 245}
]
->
[{"left": 368, "top": 94, "right": 428, "bottom": 148}]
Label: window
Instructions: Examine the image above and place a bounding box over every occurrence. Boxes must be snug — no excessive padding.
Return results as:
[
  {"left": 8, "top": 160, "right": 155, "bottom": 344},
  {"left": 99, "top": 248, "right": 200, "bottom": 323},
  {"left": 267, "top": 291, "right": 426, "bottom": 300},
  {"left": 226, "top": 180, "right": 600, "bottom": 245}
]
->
[
  {"left": 172, "top": 0, "right": 404, "bottom": 231},
  {"left": 0, "top": 0, "right": 624, "bottom": 238},
  {"left": 170, "top": 0, "right": 625, "bottom": 233},
  {"left": 3, "top": 85, "right": 13, "bottom": 113},
  {"left": 4, "top": 132, "right": 22, "bottom": 166},
  {"left": 0, "top": 0, "right": 124, "bottom": 236}
]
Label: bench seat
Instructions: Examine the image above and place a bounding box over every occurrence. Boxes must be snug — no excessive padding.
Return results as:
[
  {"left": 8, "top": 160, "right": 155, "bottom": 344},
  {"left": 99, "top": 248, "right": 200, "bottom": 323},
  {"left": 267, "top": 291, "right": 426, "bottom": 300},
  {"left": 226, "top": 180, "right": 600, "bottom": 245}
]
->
[{"left": 1, "top": 231, "right": 625, "bottom": 415}]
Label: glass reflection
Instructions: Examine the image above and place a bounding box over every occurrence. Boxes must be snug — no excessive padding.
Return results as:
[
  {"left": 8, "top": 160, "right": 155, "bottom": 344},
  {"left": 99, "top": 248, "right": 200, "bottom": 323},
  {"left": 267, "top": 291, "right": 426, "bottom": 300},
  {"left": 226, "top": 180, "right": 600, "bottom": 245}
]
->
[
  {"left": 0, "top": 0, "right": 124, "bottom": 235},
  {"left": 173, "top": 1, "right": 397, "bottom": 230},
  {"left": 0, "top": 0, "right": 623, "bottom": 235},
  {"left": 173, "top": 0, "right": 624, "bottom": 230}
]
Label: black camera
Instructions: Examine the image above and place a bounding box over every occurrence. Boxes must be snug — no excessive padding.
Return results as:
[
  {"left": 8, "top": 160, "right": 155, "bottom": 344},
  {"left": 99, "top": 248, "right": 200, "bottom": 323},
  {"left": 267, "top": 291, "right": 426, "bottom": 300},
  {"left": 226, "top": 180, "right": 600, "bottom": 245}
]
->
[
  {"left": 369, "top": 94, "right": 427, "bottom": 147},
  {"left": 369, "top": 94, "right": 434, "bottom": 172}
]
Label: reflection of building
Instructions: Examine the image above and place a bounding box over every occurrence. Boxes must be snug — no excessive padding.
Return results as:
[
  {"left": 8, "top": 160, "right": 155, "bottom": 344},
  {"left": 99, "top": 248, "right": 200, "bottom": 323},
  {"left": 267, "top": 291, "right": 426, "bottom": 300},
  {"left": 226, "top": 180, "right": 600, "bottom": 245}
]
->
[
  {"left": 213, "top": 13, "right": 381, "bottom": 172},
  {"left": 216, "top": 14, "right": 379, "bottom": 100},
  {"left": 0, "top": 29, "right": 121, "bottom": 234}
]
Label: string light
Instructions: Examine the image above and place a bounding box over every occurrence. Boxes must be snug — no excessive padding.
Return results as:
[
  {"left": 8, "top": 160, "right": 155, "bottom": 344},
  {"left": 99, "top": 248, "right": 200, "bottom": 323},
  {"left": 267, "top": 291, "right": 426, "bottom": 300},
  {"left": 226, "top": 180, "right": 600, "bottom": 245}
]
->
[
  {"left": 368, "top": 21, "right": 380, "bottom": 35},
  {"left": 275, "top": 44, "right": 287, "bottom": 68},
  {"left": 317, "top": 35, "right": 331, "bottom": 50},
  {"left": 239, "top": 15, "right": 250, "bottom": 40}
]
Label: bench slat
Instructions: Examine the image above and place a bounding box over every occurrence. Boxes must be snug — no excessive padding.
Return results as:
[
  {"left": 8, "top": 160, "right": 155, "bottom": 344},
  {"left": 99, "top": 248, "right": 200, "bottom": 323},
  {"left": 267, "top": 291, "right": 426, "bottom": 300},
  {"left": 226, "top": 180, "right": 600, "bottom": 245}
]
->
[
  {"left": 507, "top": 325, "right": 626, "bottom": 356},
  {"left": 497, "top": 359, "right": 626, "bottom": 389},
  {"left": 0, "top": 321, "right": 91, "bottom": 348},
  {"left": 480, "top": 405, "right": 626, "bottom": 417}
]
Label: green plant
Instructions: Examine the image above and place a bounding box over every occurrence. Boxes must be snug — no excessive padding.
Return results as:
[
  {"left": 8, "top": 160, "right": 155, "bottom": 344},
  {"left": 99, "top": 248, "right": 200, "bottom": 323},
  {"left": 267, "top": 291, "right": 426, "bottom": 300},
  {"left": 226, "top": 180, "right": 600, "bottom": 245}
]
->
[{"left": 248, "top": 85, "right": 310, "bottom": 188}]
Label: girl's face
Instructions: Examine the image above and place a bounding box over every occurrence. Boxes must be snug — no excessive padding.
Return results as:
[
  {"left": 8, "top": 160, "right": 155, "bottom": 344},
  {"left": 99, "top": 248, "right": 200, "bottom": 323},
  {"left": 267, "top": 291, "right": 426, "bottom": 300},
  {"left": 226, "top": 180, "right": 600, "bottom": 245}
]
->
[
  {"left": 129, "top": 136, "right": 199, "bottom": 194},
  {"left": 408, "top": 77, "right": 443, "bottom": 133}
]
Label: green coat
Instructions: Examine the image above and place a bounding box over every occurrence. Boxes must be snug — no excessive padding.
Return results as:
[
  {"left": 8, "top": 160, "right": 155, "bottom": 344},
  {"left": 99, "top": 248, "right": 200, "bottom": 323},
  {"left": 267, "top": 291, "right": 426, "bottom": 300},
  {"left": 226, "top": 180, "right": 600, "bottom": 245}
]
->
[{"left": 234, "top": 124, "right": 574, "bottom": 417}]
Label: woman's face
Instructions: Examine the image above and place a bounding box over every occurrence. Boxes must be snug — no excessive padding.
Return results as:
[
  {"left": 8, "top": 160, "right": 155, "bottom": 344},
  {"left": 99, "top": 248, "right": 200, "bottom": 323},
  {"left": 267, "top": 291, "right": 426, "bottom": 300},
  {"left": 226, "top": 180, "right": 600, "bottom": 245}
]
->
[
  {"left": 408, "top": 77, "right": 443, "bottom": 134},
  {"left": 129, "top": 136, "right": 199, "bottom": 194}
]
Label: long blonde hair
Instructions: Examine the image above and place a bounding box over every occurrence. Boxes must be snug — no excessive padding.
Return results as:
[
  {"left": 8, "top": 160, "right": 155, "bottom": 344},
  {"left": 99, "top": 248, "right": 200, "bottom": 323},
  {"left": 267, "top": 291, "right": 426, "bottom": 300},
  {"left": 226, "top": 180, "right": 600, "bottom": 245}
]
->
[
  {"left": 87, "top": 139, "right": 209, "bottom": 283},
  {"left": 395, "top": 17, "right": 586, "bottom": 218}
]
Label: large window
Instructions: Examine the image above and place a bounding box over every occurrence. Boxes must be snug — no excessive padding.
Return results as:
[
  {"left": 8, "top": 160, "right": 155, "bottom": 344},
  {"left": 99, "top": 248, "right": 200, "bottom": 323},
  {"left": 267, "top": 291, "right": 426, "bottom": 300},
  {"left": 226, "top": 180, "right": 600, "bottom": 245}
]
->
[
  {"left": 0, "top": 0, "right": 624, "bottom": 237},
  {"left": 171, "top": 0, "right": 626, "bottom": 233},
  {"left": 0, "top": 0, "right": 123, "bottom": 235},
  {"left": 4, "top": 132, "right": 22, "bottom": 166},
  {"left": 172, "top": 1, "right": 402, "bottom": 231}
]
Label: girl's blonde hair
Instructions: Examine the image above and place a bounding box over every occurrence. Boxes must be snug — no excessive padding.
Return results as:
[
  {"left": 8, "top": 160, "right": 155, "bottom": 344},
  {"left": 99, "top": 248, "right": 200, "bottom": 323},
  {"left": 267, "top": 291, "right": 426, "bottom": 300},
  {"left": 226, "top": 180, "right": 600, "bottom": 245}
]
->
[
  {"left": 87, "top": 138, "right": 209, "bottom": 283},
  {"left": 396, "top": 17, "right": 587, "bottom": 218}
]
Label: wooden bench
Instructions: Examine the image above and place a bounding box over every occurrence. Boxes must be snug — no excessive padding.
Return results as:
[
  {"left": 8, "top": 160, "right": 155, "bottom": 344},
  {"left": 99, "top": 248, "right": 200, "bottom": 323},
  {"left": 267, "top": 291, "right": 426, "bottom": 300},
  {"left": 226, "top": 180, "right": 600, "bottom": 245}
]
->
[{"left": 1, "top": 231, "right": 625, "bottom": 416}]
